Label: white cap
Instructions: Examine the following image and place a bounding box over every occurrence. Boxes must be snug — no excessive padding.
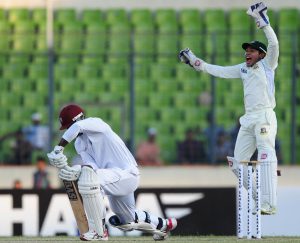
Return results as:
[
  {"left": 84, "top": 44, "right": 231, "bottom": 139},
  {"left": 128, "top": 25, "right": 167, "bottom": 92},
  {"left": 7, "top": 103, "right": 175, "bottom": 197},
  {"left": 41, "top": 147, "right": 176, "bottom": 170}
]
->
[
  {"left": 148, "top": 127, "right": 157, "bottom": 135},
  {"left": 31, "top": 113, "right": 42, "bottom": 121}
]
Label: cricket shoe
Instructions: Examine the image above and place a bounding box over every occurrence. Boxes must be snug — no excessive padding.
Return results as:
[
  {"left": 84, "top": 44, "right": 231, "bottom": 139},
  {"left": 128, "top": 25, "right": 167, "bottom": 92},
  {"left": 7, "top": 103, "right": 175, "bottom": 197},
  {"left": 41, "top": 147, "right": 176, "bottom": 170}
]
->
[
  {"left": 261, "top": 203, "right": 276, "bottom": 215},
  {"left": 153, "top": 218, "right": 177, "bottom": 241},
  {"left": 80, "top": 229, "right": 108, "bottom": 241},
  {"left": 252, "top": 204, "right": 276, "bottom": 215}
]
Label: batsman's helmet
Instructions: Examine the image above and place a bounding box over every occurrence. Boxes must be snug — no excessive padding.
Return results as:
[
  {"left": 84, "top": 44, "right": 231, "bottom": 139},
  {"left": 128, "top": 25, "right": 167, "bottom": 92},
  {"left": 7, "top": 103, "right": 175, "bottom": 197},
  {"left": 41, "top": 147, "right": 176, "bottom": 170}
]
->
[{"left": 59, "top": 104, "right": 84, "bottom": 130}]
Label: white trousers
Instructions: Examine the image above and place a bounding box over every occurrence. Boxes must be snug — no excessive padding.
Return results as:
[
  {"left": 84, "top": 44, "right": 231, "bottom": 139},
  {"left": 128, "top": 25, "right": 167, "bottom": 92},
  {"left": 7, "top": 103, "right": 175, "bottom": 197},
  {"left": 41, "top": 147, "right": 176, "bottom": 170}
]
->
[
  {"left": 96, "top": 168, "right": 139, "bottom": 224},
  {"left": 234, "top": 109, "right": 277, "bottom": 161},
  {"left": 234, "top": 109, "right": 278, "bottom": 208}
]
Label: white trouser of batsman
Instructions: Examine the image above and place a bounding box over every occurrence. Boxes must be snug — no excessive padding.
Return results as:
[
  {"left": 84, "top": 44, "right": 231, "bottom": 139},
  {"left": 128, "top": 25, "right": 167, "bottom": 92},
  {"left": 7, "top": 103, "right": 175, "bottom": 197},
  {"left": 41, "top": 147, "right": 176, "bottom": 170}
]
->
[{"left": 78, "top": 166, "right": 106, "bottom": 236}]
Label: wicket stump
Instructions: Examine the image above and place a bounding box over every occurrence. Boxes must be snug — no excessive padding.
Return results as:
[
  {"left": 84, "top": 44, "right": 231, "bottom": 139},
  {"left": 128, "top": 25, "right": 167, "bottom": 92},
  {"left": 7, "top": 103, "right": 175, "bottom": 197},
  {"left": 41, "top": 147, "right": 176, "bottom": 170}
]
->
[{"left": 237, "top": 161, "right": 261, "bottom": 239}]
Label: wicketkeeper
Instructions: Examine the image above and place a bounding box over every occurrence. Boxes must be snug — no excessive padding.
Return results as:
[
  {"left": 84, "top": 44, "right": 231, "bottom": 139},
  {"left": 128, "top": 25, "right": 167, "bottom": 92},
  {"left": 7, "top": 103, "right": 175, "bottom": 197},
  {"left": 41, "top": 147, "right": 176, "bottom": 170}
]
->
[
  {"left": 47, "top": 104, "right": 177, "bottom": 241},
  {"left": 179, "top": 2, "right": 279, "bottom": 215}
]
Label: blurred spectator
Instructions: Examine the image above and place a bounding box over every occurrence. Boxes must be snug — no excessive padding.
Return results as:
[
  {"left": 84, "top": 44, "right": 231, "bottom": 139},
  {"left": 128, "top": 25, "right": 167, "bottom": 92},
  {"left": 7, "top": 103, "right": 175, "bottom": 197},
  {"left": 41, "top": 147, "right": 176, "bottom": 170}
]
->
[
  {"left": 0, "top": 131, "right": 16, "bottom": 163},
  {"left": 194, "top": 125, "right": 206, "bottom": 143},
  {"left": 215, "top": 131, "right": 233, "bottom": 164},
  {"left": 136, "top": 128, "right": 162, "bottom": 166},
  {"left": 33, "top": 156, "right": 51, "bottom": 189},
  {"left": 11, "top": 130, "right": 33, "bottom": 164},
  {"left": 0, "top": 129, "right": 33, "bottom": 164},
  {"left": 177, "top": 128, "right": 206, "bottom": 164},
  {"left": 198, "top": 91, "right": 212, "bottom": 106},
  {"left": 13, "top": 180, "right": 23, "bottom": 189},
  {"left": 203, "top": 112, "right": 224, "bottom": 163},
  {"left": 23, "top": 112, "right": 50, "bottom": 152},
  {"left": 0, "top": 129, "right": 32, "bottom": 165}
]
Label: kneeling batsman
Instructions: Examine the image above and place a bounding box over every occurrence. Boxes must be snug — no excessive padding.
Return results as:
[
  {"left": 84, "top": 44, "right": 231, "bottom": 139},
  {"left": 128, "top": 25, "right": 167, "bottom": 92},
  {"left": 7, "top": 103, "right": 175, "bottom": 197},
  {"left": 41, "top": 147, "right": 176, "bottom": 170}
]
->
[
  {"left": 48, "top": 146, "right": 176, "bottom": 241},
  {"left": 48, "top": 142, "right": 177, "bottom": 241}
]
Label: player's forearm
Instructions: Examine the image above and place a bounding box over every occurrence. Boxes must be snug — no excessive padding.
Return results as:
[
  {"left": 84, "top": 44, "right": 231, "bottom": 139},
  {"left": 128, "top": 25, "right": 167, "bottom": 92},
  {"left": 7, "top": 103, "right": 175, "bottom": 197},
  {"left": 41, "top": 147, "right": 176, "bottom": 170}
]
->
[
  {"left": 263, "top": 25, "right": 278, "bottom": 48},
  {"left": 58, "top": 138, "right": 69, "bottom": 147},
  {"left": 263, "top": 25, "right": 279, "bottom": 69},
  {"left": 62, "top": 123, "right": 82, "bottom": 143}
]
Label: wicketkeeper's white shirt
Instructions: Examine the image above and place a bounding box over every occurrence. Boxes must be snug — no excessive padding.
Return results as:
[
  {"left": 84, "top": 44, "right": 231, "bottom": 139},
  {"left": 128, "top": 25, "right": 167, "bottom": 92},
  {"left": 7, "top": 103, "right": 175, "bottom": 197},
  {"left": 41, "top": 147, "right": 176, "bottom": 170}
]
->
[
  {"left": 202, "top": 25, "right": 279, "bottom": 114},
  {"left": 62, "top": 117, "right": 139, "bottom": 174}
]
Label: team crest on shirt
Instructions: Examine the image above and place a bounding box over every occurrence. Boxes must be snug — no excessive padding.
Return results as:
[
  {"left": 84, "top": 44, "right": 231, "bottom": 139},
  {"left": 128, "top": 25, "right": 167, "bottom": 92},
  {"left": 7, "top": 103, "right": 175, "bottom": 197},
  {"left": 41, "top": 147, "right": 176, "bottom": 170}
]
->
[
  {"left": 253, "top": 64, "right": 259, "bottom": 69},
  {"left": 260, "top": 127, "right": 267, "bottom": 135}
]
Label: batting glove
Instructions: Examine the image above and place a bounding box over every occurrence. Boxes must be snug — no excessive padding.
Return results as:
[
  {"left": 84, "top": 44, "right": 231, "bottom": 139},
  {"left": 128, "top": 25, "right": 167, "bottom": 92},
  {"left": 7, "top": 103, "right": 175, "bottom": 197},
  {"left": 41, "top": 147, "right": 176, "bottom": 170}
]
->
[
  {"left": 247, "top": 2, "right": 269, "bottom": 29},
  {"left": 47, "top": 146, "right": 68, "bottom": 168},
  {"left": 59, "top": 165, "right": 81, "bottom": 181},
  {"left": 179, "top": 48, "right": 204, "bottom": 71}
]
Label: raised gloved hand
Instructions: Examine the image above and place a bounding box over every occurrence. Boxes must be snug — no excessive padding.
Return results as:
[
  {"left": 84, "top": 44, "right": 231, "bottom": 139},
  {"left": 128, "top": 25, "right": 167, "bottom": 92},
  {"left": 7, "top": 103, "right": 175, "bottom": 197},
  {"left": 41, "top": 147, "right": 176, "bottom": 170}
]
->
[
  {"left": 179, "top": 48, "right": 193, "bottom": 67},
  {"left": 59, "top": 165, "right": 81, "bottom": 181},
  {"left": 47, "top": 145, "right": 68, "bottom": 168},
  {"left": 178, "top": 48, "right": 204, "bottom": 70},
  {"left": 247, "top": 2, "right": 269, "bottom": 29}
]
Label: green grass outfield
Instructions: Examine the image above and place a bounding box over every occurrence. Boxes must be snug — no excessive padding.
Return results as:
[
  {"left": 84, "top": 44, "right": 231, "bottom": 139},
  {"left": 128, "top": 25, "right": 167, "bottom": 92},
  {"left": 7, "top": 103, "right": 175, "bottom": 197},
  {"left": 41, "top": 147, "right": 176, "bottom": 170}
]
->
[{"left": 1, "top": 236, "right": 300, "bottom": 243}]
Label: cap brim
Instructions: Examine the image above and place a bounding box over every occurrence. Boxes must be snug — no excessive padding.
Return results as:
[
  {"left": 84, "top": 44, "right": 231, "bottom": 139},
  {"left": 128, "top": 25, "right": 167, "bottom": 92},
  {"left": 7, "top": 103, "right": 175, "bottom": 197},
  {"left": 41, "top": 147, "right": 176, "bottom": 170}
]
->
[{"left": 242, "top": 42, "right": 252, "bottom": 50}]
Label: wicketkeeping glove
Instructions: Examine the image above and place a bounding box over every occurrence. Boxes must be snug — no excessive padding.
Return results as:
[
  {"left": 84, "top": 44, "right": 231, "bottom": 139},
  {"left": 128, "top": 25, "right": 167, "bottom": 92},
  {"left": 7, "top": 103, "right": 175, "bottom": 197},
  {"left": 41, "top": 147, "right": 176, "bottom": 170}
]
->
[
  {"left": 179, "top": 48, "right": 193, "bottom": 67},
  {"left": 178, "top": 48, "right": 204, "bottom": 71},
  {"left": 47, "top": 145, "right": 68, "bottom": 168},
  {"left": 247, "top": 2, "right": 269, "bottom": 29},
  {"left": 59, "top": 165, "right": 81, "bottom": 181}
]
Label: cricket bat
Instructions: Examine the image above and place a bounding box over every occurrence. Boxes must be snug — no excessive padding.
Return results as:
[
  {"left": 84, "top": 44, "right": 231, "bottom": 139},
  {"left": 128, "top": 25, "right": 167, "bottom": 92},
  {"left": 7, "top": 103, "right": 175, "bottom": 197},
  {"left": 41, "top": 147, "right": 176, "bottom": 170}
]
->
[{"left": 63, "top": 180, "right": 89, "bottom": 234}]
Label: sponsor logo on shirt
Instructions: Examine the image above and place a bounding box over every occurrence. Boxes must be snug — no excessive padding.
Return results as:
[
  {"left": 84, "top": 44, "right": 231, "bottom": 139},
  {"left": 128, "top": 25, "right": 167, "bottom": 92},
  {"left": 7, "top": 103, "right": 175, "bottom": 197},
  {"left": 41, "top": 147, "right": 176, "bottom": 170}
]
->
[
  {"left": 241, "top": 68, "right": 247, "bottom": 74},
  {"left": 90, "top": 186, "right": 99, "bottom": 190}
]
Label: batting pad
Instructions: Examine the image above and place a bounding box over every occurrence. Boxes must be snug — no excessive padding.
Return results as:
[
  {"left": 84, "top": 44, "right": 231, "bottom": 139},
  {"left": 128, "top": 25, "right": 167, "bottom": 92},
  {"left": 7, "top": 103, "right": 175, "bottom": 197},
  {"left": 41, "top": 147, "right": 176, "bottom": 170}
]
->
[{"left": 78, "top": 166, "right": 106, "bottom": 236}]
